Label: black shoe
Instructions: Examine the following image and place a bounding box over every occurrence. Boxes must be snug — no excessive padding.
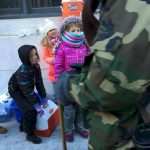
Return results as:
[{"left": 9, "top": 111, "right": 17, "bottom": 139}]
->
[
  {"left": 26, "top": 133, "right": 42, "bottom": 144},
  {"left": 19, "top": 119, "right": 24, "bottom": 132},
  {"left": 0, "top": 126, "right": 8, "bottom": 134},
  {"left": 19, "top": 124, "right": 24, "bottom": 132}
]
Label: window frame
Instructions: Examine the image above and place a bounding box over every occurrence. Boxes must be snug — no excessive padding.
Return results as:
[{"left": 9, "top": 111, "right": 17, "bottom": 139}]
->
[{"left": 0, "top": 0, "right": 61, "bottom": 19}]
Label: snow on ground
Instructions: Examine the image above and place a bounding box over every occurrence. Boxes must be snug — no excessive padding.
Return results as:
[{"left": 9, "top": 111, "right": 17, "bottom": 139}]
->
[{"left": 0, "top": 120, "right": 88, "bottom": 150}]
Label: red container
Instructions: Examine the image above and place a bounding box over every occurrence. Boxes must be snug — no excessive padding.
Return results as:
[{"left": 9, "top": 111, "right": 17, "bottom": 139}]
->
[
  {"left": 35, "top": 100, "right": 60, "bottom": 137},
  {"left": 62, "top": 0, "right": 83, "bottom": 18}
]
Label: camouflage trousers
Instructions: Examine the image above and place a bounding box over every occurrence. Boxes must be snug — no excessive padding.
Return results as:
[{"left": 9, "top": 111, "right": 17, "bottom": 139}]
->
[{"left": 86, "top": 111, "right": 139, "bottom": 150}]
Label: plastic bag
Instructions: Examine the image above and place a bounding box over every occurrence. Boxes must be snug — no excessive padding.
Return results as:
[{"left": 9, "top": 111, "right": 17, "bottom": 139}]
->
[{"left": 0, "top": 103, "right": 7, "bottom": 115}]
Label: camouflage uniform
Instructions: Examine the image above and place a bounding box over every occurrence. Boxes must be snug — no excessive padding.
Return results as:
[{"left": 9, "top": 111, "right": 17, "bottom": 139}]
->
[{"left": 69, "top": 0, "right": 150, "bottom": 149}]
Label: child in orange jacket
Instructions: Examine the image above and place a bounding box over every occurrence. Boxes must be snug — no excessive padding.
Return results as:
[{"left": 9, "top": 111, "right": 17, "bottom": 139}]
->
[{"left": 41, "top": 20, "right": 59, "bottom": 103}]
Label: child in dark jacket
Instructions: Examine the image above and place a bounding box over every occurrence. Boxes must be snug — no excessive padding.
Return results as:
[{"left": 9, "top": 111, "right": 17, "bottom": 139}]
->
[
  {"left": 54, "top": 16, "right": 89, "bottom": 142},
  {"left": 8, "top": 45, "right": 48, "bottom": 144}
]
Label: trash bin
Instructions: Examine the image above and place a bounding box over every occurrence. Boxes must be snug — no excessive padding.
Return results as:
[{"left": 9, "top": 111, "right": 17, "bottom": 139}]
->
[
  {"left": 61, "top": 0, "right": 83, "bottom": 18},
  {"left": 132, "top": 123, "right": 150, "bottom": 149}
]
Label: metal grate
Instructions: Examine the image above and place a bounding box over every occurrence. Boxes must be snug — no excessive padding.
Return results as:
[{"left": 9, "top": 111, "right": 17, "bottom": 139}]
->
[
  {"left": 0, "top": 0, "right": 21, "bottom": 8},
  {"left": 30, "top": 0, "right": 61, "bottom": 8},
  {"left": 0, "top": 0, "right": 61, "bottom": 19}
]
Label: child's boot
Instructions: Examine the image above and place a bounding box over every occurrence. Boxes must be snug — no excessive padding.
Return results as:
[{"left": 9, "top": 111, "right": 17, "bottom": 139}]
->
[
  {"left": 65, "top": 133, "right": 74, "bottom": 142},
  {"left": 78, "top": 129, "right": 89, "bottom": 138},
  {"left": 26, "top": 132, "right": 42, "bottom": 144}
]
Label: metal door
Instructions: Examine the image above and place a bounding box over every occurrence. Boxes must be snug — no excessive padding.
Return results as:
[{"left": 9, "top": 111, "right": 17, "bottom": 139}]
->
[
  {"left": 0, "top": 0, "right": 22, "bottom": 14},
  {"left": 27, "top": 0, "right": 61, "bottom": 14},
  {"left": 0, "top": 0, "right": 61, "bottom": 18}
]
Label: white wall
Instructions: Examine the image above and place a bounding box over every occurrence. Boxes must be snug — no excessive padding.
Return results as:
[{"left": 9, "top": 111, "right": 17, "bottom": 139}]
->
[{"left": 0, "top": 17, "right": 62, "bottom": 95}]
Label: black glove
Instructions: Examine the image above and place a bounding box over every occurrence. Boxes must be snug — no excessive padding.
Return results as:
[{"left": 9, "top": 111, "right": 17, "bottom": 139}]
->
[
  {"left": 138, "top": 91, "right": 150, "bottom": 123},
  {"left": 69, "top": 63, "right": 83, "bottom": 72},
  {"left": 139, "top": 91, "right": 150, "bottom": 108},
  {"left": 56, "top": 71, "right": 79, "bottom": 106}
]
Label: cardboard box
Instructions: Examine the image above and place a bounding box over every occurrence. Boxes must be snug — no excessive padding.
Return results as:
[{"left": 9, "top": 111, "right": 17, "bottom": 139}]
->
[{"left": 35, "top": 100, "right": 60, "bottom": 137}]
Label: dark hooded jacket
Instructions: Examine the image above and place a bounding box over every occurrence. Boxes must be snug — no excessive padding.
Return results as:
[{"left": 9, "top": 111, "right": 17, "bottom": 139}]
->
[{"left": 8, "top": 45, "right": 46, "bottom": 105}]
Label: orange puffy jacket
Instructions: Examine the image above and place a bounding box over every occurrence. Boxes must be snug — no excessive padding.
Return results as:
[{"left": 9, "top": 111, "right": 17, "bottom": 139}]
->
[{"left": 42, "top": 46, "right": 56, "bottom": 82}]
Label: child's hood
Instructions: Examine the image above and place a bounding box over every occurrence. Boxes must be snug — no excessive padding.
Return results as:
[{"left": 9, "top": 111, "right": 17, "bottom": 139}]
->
[{"left": 18, "top": 45, "right": 36, "bottom": 66}]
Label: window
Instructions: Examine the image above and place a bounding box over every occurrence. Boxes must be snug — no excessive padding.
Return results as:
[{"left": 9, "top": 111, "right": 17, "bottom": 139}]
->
[{"left": 0, "top": 0, "right": 61, "bottom": 19}]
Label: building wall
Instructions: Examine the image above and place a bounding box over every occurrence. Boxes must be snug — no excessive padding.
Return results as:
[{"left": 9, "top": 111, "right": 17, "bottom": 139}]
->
[
  {"left": 0, "top": 17, "right": 62, "bottom": 95},
  {"left": 0, "top": 0, "right": 61, "bottom": 19}
]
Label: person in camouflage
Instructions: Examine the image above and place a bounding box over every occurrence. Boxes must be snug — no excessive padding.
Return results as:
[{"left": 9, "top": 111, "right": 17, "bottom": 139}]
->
[{"left": 57, "top": 0, "right": 150, "bottom": 149}]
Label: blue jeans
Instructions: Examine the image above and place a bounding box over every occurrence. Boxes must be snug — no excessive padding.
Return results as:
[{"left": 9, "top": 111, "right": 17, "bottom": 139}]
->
[
  {"left": 45, "top": 80, "right": 57, "bottom": 103},
  {"left": 51, "top": 82, "right": 57, "bottom": 103}
]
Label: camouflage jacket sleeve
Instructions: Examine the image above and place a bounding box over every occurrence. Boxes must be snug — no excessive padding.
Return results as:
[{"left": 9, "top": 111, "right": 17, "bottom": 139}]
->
[{"left": 69, "top": 0, "right": 150, "bottom": 112}]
